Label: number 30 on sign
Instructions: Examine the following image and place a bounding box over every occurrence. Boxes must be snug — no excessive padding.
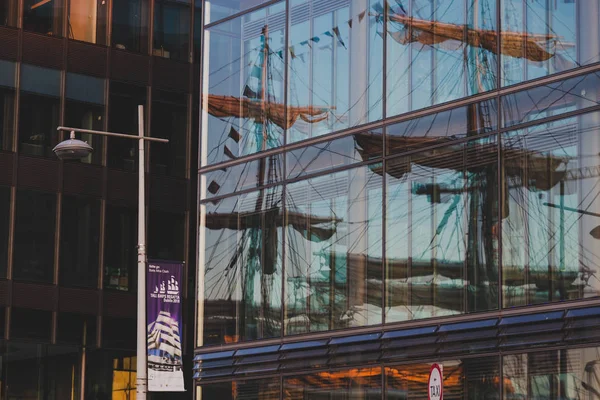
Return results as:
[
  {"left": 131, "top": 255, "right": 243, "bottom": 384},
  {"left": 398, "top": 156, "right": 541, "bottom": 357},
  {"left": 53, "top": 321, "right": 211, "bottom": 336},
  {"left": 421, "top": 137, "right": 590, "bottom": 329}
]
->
[{"left": 428, "top": 363, "right": 443, "bottom": 400}]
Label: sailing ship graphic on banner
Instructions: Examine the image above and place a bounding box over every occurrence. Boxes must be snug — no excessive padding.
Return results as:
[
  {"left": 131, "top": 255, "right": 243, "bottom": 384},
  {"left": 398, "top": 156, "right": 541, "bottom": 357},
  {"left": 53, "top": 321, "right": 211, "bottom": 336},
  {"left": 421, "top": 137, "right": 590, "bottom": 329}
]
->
[{"left": 147, "top": 260, "right": 185, "bottom": 392}]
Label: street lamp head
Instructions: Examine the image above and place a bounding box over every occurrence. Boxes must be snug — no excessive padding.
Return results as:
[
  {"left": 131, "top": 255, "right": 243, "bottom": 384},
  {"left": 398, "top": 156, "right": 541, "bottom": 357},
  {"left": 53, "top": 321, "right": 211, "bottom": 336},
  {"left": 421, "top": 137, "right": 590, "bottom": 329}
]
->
[{"left": 53, "top": 131, "right": 93, "bottom": 160}]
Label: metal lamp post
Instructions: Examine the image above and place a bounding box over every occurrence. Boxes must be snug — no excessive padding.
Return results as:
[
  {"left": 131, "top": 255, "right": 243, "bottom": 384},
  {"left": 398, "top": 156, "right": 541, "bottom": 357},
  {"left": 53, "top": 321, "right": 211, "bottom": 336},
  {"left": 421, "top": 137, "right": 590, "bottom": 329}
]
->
[{"left": 54, "top": 105, "right": 168, "bottom": 400}]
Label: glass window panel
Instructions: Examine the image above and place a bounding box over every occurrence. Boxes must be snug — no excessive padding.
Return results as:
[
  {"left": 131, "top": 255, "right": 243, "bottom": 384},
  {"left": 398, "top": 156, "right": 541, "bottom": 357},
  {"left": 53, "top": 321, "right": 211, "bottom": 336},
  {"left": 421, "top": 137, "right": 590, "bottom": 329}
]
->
[
  {"left": 287, "top": 131, "right": 382, "bottom": 180},
  {"left": 0, "top": 61, "right": 15, "bottom": 152},
  {"left": 503, "top": 347, "right": 600, "bottom": 399},
  {"left": 284, "top": 367, "right": 382, "bottom": 399},
  {"left": 57, "top": 312, "right": 97, "bottom": 345},
  {"left": 65, "top": 74, "right": 105, "bottom": 165},
  {"left": 0, "top": 86, "right": 15, "bottom": 153},
  {"left": 11, "top": 308, "right": 52, "bottom": 340},
  {"left": 14, "top": 189, "right": 56, "bottom": 283},
  {"left": 154, "top": 0, "right": 191, "bottom": 61},
  {"left": 0, "top": 187, "right": 9, "bottom": 277},
  {"left": 19, "top": 93, "right": 60, "bottom": 157},
  {"left": 19, "top": 65, "right": 60, "bottom": 158},
  {"left": 0, "top": 0, "right": 18, "bottom": 27},
  {"left": 0, "top": 60, "right": 16, "bottom": 89},
  {"left": 287, "top": 0, "right": 383, "bottom": 144},
  {"left": 201, "top": 3, "right": 286, "bottom": 166},
  {"left": 5, "top": 342, "right": 82, "bottom": 399},
  {"left": 111, "top": 0, "right": 149, "bottom": 53},
  {"left": 194, "top": 0, "right": 202, "bottom": 63},
  {"left": 201, "top": 155, "right": 283, "bottom": 199},
  {"left": 68, "top": 0, "right": 108, "bottom": 44},
  {"left": 104, "top": 204, "right": 137, "bottom": 292},
  {"left": 148, "top": 210, "right": 185, "bottom": 261},
  {"left": 502, "top": 71, "right": 600, "bottom": 128},
  {"left": 386, "top": 357, "right": 500, "bottom": 399},
  {"left": 21, "top": 64, "right": 61, "bottom": 97},
  {"left": 103, "top": 317, "right": 136, "bottom": 349},
  {"left": 150, "top": 90, "right": 187, "bottom": 177},
  {"left": 23, "top": 0, "right": 64, "bottom": 36},
  {"left": 386, "top": 100, "right": 498, "bottom": 156},
  {"left": 501, "top": 1, "right": 599, "bottom": 87},
  {"left": 108, "top": 81, "right": 146, "bottom": 171},
  {"left": 386, "top": 0, "right": 497, "bottom": 117},
  {"left": 85, "top": 349, "right": 137, "bottom": 399},
  {"left": 205, "top": 0, "right": 275, "bottom": 25},
  {"left": 502, "top": 111, "right": 600, "bottom": 307},
  {"left": 386, "top": 136, "right": 499, "bottom": 323},
  {"left": 200, "top": 186, "right": 283, "bottom": 345},
  {"left": 200, "top": 378, "right": 280, "bottom": 399},
  {"left": 60, "top": 195, "right": 101, "bottom": 288},
  {"left": 66, "top": 73, "right": 105, "bottom": 105},
  {"left": 285, "top": 166, "right": 383, "bottom": 335}
]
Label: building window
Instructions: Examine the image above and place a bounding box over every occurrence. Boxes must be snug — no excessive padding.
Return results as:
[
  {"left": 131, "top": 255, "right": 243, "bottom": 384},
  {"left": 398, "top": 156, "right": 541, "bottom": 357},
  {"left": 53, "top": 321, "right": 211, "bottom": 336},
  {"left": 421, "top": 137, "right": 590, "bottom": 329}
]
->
[
  {"left": 10, "top": 308, "right": 52, "bottom": 340},
  {"left": 60, "top": 195, "right": 101, "bottom": 288},
  {"left": 284, "top": 367, "right": 382, "bottom": 399},
  {"left": 148, "top": 210, "right": 185, "bottom": 261},
  {"left": 104, "top": 204, "right": 136, "bottom": 291},
  {"left": 501, "top": 1, "right": 600, "bottom": 86},
  {"left": 57, "top": 312, "right": 96, "bottom": 346},
  {"left": 285, "top": 166, "right": 383, "bottom": 335},
  {"left": 111, "top": 0, "right": 149, "bottom": 53},
  {"left": 200, "top": 378, "right": 280, "bottom": 400},
  {"left": 502, "top": 110, "right": 600, "bottom": 307},
  {"left": 18, "top": 64, "right": 60, "bottom": 158},
  {"left": 85, "top": 349, "right": 137, "bottom": 400},
  {"left": 0, "top": 0, "right": 18, "bottom": 27},
  {"left": 201, "top": 3, "right": 286, "bottom": 166},
  {"left": 193, "top": 0, "right": 201, "bottom": 64},
  {"left": 386, "top": 357, "right": 499, "bottom": 399},
  {"left": 386, "top": 0, "right": 497, "bottom": 117},
  {"left": 150, "top": 90, "right": 187, "bottom": 177},
  {"left": 13, "top": 189, "right": 56, "bottom": 283},
  {"left": 108, "top": 81, "right": 146, "bottom": 171},
  {"left": 67, "top": 0, "right": 107, "bottom": 44},
  {"left": 0, "top": 186, "right": 10, "bottom": 278},
  {"left": 0, "top": 60, "right": 16, "bottom": 152},
  {"left": 204, "top": 0, "right": 273, "bottom": 25},
  {"left": 288, "top": 0, "right": 382, "bottom": 142},
  {"left": 503, "top": 347, "right": 600, "bottom": 398},
  {"left": 103, "top": 317, "right": 136, "bottom": 349},
  {"left": 23, "top": 0, "right": 64, "bottom": 36},
  {"left": 65, "top": 73, "right": 105, "bottom": 165},
  {"left": 153, "top": 0, "right": 191, "bottom": 61},
  {"left": 200, "top": 187, "right": 283, "bottom": 345}
]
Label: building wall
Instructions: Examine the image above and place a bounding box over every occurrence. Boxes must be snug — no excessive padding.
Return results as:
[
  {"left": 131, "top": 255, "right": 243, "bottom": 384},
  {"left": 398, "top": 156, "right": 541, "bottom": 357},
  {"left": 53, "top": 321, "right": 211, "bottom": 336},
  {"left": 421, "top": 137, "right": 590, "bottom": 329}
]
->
[
  {"left": 0, "top": 0, "right": 201, "bottom": 398},
  {"left": 196, "top": 0, "right": 600, "bottom": 398}
]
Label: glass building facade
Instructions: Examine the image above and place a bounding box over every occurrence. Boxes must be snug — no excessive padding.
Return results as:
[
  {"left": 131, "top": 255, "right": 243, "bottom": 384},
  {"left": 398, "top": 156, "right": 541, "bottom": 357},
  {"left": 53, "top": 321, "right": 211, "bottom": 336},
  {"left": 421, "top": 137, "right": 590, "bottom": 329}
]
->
[
  {"left": 196, "top": 0, "right": 600, "bottom": 398},
  {"left": 0, "top": 0, "right": 201, "bottom": 398}
]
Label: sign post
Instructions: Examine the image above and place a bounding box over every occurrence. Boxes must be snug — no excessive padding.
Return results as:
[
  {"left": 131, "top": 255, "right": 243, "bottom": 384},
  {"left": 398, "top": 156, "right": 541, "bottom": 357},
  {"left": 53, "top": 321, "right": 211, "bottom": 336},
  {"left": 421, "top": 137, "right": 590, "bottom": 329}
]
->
[
  {"left": 428, "top": 363, "right": 443, "bottom": 400},
  {"left": 147, "top": 260, "right": 186, "bottom": 392}
]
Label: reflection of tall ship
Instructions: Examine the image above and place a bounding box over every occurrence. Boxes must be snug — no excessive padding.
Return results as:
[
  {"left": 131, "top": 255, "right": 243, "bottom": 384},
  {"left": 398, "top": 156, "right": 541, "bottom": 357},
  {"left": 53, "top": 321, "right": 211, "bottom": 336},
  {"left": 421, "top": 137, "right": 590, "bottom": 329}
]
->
[
  {"left": 200, "top": 0, "right": 595, "bottom": 340},
  {"left": 147, "top": 311, "right": 183, "bottom": 371}
]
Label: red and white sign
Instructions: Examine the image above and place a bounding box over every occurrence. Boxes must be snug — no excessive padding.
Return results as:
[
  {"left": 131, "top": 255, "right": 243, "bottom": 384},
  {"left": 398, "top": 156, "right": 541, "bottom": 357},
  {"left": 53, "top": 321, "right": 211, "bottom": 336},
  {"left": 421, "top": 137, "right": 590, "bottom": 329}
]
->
[{"left": 428, "top": 363, "right": 443, "bottom": 400}]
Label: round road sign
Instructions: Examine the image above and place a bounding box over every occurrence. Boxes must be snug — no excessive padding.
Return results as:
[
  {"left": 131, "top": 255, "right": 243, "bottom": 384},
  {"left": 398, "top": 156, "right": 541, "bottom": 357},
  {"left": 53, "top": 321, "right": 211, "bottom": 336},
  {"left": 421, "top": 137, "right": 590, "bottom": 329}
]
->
[{"left": 428, "top": 363, "right": 443, "bottom": 400}]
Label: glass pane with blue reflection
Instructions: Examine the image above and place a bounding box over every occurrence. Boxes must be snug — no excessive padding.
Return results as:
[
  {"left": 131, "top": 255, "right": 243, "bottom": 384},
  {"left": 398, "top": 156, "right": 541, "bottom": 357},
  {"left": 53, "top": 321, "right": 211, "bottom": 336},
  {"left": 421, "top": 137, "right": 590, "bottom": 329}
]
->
[
  {"left": 386, "top": 0, "right": 498, "bottom": 117},
  {"left": 202, "top": 2, "right": 286, "bottom": 166},
  {"left": 501, "top": 0, "right": 599, "bottom": 87},
  {"left": 287, "top": 0, "right": 383, "bottom": 143},
  {"left": 201, "top": 187, "right": 283, "bottom": 345},
  {"left": 501, "top": 111, "right": 600, "bottom": 307},
  {"left": 285, "top": 166, "right": 383, "bottom": 335}
]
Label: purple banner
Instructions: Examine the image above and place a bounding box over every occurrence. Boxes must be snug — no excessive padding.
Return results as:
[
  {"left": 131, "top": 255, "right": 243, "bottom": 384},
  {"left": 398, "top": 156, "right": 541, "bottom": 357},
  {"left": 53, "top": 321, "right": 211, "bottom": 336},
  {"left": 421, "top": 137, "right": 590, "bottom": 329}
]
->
[{"left": 147, "top": 260, "right": 185, "bottom": 392}]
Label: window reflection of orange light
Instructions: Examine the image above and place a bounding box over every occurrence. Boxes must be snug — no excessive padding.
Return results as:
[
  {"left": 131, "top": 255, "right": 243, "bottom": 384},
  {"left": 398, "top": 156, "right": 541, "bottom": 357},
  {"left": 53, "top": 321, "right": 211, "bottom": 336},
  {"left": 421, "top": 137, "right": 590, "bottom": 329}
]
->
[{"left": 30, "top": 0, "right": 52, "bottom": 10}]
